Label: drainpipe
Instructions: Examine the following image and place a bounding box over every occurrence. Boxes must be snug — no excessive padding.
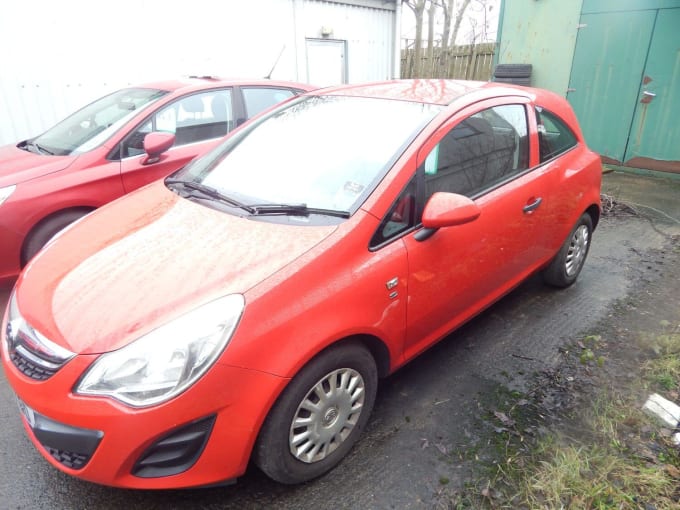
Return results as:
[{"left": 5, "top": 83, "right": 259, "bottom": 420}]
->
[
  {"left": 492, "top": 0, "right": 505, "bottom": 70},
  {"left": 393, "top": 0, "right": 402, "bottom": 79}
]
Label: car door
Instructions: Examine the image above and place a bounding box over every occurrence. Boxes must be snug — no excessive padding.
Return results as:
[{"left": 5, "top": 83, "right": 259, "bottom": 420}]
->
[
  {"left": 117, "top": 88, "right": 235, "bottom": 193},
  {"left": 398, "top": 99, "right": 557, "bottom": 361}
]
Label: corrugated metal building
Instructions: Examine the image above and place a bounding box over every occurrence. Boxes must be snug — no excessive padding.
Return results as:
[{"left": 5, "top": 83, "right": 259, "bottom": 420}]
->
[
  {"left": 496, "top": 0, "right": 680, "bottom": 174},
  {"left": 0, "top": 0, "right": 401, "bottom": 146}
]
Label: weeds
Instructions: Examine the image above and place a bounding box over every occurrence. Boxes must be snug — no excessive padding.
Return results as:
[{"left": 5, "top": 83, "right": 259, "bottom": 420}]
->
[
  {"left": 521, "top": 442, "right": 672, "bottom": 509},
  {"left": 470, "top": 328, "right": 680, "bottom": 509},
  {"left": 640, "top": 325, "right": 680, "bottom": 393}
]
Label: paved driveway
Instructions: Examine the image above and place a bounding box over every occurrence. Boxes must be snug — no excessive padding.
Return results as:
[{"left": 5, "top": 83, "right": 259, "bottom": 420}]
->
[{"left": 0, "top": 171, "right": 678, "bottom": 509}]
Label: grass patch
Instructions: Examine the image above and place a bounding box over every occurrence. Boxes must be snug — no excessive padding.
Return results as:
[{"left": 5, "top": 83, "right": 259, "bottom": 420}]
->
[
  {"left": 487, "top": 397, "right": 680, "bottom": 509},
  {"left": 470, "top": 330, "right": 680, "bottom": 509},
  {"left": 521, "top": 441, "right": 673, "bottom": 509},
  {"left": 643, "top": 355, "right": 680, "bottom": 391},
  {"left": 640, "top": 329, "right": 680, "bottom": 393}
]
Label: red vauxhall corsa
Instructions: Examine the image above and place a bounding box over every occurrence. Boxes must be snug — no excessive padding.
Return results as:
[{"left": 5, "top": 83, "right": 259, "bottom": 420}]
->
[
  {"left": 1, "top": 80, "right": 602, "bottom": 489},
  {"left": 0, "top": 77, "right": 314, "bottom": 283}
]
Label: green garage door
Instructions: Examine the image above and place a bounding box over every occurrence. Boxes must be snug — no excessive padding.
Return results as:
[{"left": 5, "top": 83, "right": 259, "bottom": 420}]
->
[
  {"left": 624, "top": 8, "right": 680, "bottom": 171},
  {"left": 567, "top": 5, "right": 680, "bottom": 172}
]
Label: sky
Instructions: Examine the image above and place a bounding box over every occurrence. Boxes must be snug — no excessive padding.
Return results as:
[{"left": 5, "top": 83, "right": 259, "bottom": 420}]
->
[{"left": 401, "top": 0, "right": 501, "bottom": 46}]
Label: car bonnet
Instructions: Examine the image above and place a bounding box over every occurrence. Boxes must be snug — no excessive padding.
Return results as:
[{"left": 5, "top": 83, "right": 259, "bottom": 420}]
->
[
  {"left": 16, "top": 182, "right": 338, "bottom": 354},
  {"left": 0, "top": 143, "right": 76, "bottom": 186}
]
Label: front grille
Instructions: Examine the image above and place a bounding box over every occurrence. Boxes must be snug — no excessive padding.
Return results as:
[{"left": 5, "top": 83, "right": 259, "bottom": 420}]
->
[
  {"left": 45, "top": 446, "right": 91, "bottom": 470},
  {"left": 5, "top": 316, "right": 73, "bottom": 381},
  {"left": 10, "top": 351, "right": 57, "bottom": 380}
]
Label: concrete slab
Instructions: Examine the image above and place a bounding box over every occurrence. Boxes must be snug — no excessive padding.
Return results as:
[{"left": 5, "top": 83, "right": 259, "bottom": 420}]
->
[
  {"left": 602, "top": 171, "right": 680, "bottom": 233},
  {"left": 643, "top": 393, "right": 680, "bottom": 428}
]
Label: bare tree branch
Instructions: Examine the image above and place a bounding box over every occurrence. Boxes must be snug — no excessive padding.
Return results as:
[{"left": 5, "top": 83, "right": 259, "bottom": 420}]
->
[{"left": 450, "top": 0, "right": 472, "bottom": 47}]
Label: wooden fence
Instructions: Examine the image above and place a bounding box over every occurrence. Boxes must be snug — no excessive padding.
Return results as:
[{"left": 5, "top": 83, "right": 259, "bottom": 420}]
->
[{"left": 401, "top": 42, "right": 496, "bottom": 80}]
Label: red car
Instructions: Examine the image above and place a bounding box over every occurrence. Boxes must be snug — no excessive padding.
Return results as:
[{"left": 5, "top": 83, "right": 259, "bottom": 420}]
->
[
  {"left": 0, "top": 77, "right": 314, "bottom": 283},
  {"left": 2, "top": 80, "right": 601, "bottom": 489}
]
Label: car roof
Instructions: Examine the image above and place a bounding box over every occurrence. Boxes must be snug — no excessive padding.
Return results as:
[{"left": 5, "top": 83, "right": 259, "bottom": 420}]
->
[
  {"left": 137, "top": 77, "right": 315, "bottom": 94},
  {"left": 311, "top": 79, "right": 537, "bottom": 106}
]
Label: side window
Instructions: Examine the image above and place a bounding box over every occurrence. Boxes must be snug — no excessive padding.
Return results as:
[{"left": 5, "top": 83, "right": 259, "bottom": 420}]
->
[
  {"left": 370, "top": 177, "right": 417, "bottom": 248},
  {"left": 423, "top": 104, "right": 529, "bottom": 200},
  {"left": 122, "top": 119, "right": 152, "bottom": 158},
  {"left": 120, "top": 89, "right": 233, "bottom": 158},
  {"left": 536, "top": 107, "right": 577, "bottom": 162},
  {"left": 242, "top": 88, "right": 295, "bottom": 118}
]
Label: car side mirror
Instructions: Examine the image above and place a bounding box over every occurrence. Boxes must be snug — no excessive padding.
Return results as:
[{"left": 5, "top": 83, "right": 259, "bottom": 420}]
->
[
  {"left": 142, "top": 132, "right": 176, "bottom": 165},
  {"left": 415, "top": 192, "right": 481, "bottom": 242}
]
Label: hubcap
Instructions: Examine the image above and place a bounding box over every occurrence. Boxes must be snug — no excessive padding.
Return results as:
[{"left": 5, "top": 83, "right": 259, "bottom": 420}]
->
[
  {"left": 565, "top": 224, "right": 589, "bottom": 276},
  {"left": 289, "top": 368, "right": 365, "bottom": 463}
]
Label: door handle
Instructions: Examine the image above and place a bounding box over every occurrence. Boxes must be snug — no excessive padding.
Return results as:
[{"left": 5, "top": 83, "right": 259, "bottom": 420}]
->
[
  {"left": 641, "top": 91, "right": 656, "bottom": 104},
  {"left": 523, "top": 197, "right": 542, "bottom": 213}
]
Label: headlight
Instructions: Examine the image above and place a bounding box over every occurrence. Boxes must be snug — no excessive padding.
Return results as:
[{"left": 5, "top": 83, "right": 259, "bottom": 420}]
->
[
  {"left": 0, "top": 185, "right": 16, "bottom": 206},
  {"left": 76, "top": 294, "right": 245, "bottom": 407}
]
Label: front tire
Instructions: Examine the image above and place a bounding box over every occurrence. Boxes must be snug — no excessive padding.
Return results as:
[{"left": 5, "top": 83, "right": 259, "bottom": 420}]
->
[
  {"left": 542, "top": 212, "right": 593, "bottom": 288},
  {"left": 254, "top": 342, "right": 377, "bottom": 484}
]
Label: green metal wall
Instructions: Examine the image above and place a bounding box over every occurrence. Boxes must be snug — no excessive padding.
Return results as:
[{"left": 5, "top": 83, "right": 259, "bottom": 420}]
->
[
  {"left": 497, "top": 0, "right": 680, "bottom": 172},
  {"left": 495, "top": 0, "right": 583, "bottom": 95}
]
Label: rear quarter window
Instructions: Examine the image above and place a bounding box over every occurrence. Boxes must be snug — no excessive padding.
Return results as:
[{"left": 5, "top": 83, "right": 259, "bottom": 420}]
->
[{"left": 535, "top": 107, "right": 577, "bottom": 162}]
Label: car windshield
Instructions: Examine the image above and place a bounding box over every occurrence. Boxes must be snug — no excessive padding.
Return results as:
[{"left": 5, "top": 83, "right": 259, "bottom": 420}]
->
[
  {"left": 175, "top": 95, "right": 441, "bottom": 215},
  {"left": 30, "top": 88, "right": 168, "bottom": 156}
]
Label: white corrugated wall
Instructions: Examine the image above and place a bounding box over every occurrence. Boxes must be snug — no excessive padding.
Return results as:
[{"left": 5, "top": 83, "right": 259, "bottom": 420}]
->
[
  {"left": 0, "top": 0, "right": 397, "bottom": 146},
  {"left": 298, "top": 0, "right": 396, "bottom": 84}
]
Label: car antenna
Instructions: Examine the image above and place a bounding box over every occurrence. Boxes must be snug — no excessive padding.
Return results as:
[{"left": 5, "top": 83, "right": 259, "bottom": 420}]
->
[{"left": 265, "top": 45, "right": 286, "bottom": 80}]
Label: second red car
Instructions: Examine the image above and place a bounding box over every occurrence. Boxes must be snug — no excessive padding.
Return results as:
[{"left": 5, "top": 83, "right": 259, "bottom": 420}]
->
[{"left": 0, "top": 77, "right": 314, "bottom": 282}]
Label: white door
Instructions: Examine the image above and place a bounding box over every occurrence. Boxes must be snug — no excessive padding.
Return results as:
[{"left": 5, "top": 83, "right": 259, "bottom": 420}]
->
[{"left": 305, "top": 39, "right": 347, "bottom": 86}]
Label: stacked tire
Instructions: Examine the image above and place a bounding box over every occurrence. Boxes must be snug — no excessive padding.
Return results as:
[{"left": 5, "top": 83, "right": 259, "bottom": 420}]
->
[{"left": 492, "top": 64, "right": 532, "bottom": 86}]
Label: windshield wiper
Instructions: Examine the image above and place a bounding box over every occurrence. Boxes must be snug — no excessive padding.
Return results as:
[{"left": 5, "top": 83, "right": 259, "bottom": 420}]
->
[
  {"left": 165, "top": 179, "right": 255, "bottom": 213},
  {"left": 165, "top": 180, "right": 350, "bottom": 219},
  {"left": 24, "top": 141, "right": 55, "bottom": 155},
  {"left": 250, "top": 203, "right": 351, "bottom": 219}
]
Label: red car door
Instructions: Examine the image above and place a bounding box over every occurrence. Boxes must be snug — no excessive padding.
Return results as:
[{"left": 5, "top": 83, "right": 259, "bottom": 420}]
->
[
  {"left": 118, "top": 89, "right": 234, "bottom": 193},
  {"left": 119, "top": 138, "right": 223, "bottom": 193},
  {"left": 401, "top": 99, "right": 556, "bottom": 361}
]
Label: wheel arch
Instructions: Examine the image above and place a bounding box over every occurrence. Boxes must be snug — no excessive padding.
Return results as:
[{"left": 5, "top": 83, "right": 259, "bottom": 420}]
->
[
  {"left": 21, "top": 206, "right": 96, "bottom": 265},
  {"left": 586, "top": 203, "right": 600, "bottom": 230},
  {"left": 250, "top": 332, "right": 391, "bottom": 448},
  {"left": 343, "top": 333, "right": 392, "bottom": 378},
  {"left": 251, "top": 334, "right": 385, "bottom": 483},
  {"left": 278, "top": 333, "right": 392, "bottom": 387}
]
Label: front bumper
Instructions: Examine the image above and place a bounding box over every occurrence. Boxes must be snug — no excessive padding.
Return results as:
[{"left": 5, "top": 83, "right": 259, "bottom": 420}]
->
[
  {"left": 2, "top": 343, "right": 289, "bottom": 489},
  {"left": 16, "top": 398, "right": 103, "bottom": 469}
]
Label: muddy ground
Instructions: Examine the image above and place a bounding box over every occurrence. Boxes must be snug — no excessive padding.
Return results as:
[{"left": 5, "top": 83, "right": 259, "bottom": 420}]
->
[
  {"left": 0, "top": 172, "right": 678, "bottom": 509},
  {"left": 472, "top": 221, "right": 680, "bottom": 508}
]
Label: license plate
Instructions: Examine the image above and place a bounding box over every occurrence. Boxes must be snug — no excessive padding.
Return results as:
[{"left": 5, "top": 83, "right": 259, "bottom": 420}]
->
[{"left": 16, "top": 397, "right": 36, "bottom": 428}]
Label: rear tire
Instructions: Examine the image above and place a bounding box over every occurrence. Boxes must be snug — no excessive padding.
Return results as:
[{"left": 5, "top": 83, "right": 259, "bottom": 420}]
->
[
  {"left": 22, "top": 210, "right": 90, "bottom": 266},
  {"left": 542, "top": 213, "right": 593, "bottom": 288},
  {"left": 254, "top": 342, "right": 377, "bottom": 484}
]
